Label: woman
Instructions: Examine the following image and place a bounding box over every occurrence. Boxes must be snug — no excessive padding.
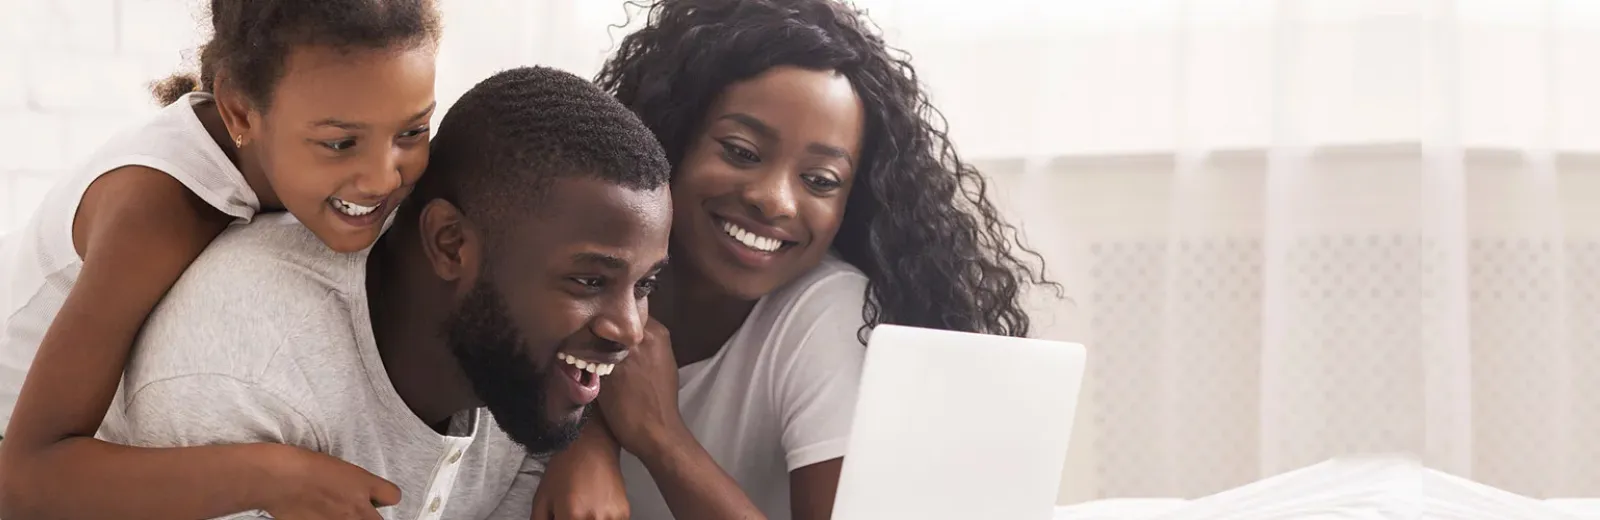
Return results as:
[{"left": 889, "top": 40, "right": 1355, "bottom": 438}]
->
[{"left": 530, "top": 1, "right": 1058, "bottom": 519}]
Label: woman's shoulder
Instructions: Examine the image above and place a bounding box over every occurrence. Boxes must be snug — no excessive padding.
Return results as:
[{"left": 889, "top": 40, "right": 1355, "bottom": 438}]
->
[
  {"left": 792, "top": 254, "right": 868, "bottom": 292},
  {"left": 739, "top": 256, "right": 870, "bottom": 396},
  {"left": 754, "top": 254, "right": 869, "bottom": 335},
  {"left": 769, "top": 254, "right": 867, "bottom": 308}
]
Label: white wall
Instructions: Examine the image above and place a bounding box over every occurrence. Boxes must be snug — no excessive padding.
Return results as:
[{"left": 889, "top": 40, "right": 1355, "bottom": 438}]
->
[
  {"left": 0, "top": 0, "right": 634, "bottom": 234},
  {"left": 1, "top": 0, "right": 205, "bottom": 233}
]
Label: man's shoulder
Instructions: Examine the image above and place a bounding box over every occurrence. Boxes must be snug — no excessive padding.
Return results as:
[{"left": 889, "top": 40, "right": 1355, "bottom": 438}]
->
[
  {"left": 189, "top": 212, "right": 364, "bottom": 288},
  {"left": 168, "top": 212, "right": 366, "bottom": 333},
  {"left": 128, "top": 212, "right": 366, "bottom": 388}
]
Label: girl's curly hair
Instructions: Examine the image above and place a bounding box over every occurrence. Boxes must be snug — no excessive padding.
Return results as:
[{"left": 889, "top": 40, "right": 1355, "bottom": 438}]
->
[{"left": 596, "top": 0, "right": 1060, "bottom": 339}]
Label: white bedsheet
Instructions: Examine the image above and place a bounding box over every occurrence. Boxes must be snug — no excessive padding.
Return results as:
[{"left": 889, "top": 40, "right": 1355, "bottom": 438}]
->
[
  {"left": 1053, "top": 498, "right": 1189, "bottom": 519},
  {"left": 1056, "top": 500, "right": 1600, "bottom": 520},
  {"left": 1052, "top": 455, "right": 1600, "bottom": 519},
  {"left": 1548, "top": 500, "right": 1600, "bottom": 518}
]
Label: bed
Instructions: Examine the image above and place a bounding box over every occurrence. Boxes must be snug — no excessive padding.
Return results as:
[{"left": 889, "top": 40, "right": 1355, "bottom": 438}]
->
[{"left": 1049, "top": 455, "right": 1600, "bottom": 519}]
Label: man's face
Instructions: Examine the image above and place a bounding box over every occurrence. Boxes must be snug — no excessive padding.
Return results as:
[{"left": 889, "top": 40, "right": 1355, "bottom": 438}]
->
[{"left": 443, "top": 177, "right": 671, "bottom": 454}]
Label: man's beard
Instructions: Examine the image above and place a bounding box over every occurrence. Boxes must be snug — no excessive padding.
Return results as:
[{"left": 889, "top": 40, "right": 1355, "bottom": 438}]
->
[{"left": 443, "top": 278, "right": 585, "bottom": 454}]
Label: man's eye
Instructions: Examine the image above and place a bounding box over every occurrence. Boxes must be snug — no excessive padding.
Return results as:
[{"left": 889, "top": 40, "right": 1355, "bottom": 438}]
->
[{"left": 635, "top": 278, "right": 659, "bottom": 298}]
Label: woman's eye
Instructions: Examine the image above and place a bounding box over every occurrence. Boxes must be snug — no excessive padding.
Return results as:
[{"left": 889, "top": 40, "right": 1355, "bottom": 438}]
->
[
  {"left": 720, "top": 141, "right": 760, "bottom": 164},
  {"left": 803, "top": 172, "right": 842, "bottom": 191}
]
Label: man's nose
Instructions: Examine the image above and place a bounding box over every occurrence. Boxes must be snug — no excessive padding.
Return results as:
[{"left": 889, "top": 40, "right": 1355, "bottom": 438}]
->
[{"left": 590, "top": 296, "right": 645, "bottom": 352}]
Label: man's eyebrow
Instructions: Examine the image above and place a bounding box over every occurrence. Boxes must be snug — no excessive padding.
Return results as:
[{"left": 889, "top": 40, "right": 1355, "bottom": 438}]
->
[{"left": 571, "top": 252, "right": 626, "bottom": 270}]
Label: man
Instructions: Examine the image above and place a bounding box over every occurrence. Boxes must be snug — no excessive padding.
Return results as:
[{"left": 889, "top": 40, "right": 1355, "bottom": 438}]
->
[{"left": 96, "top": 66, "right": 673, "bottom": 518}]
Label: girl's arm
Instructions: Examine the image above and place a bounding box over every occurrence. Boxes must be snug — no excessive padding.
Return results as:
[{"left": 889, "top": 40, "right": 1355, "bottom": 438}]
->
[{"left": 0, "top": 166, "right": 289, "bottom": 519}]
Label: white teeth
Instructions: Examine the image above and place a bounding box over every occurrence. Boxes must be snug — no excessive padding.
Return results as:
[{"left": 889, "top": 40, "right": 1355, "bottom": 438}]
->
[
  {"left": 557, "top": 352, "right": 614, "bottom": 377},
  {"left": 330, "top": 198, "right": 379, "bottom": 217},
  {"left": 721, "top": 220, "right": 782, "bottom": 252}
]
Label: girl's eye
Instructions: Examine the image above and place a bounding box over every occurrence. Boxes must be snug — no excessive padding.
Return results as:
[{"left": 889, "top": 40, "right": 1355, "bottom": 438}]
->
[{"left": 322, "top": 139, "right": 357, "bottom": 151}]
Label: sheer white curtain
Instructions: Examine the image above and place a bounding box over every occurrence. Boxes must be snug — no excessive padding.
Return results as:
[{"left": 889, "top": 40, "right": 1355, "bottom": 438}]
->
[
  {"left": 439, "top": 0, "right": 1600, "bottom": 504},
  {"left": 890, "top": 0, "right": 1600, "bottom": 504}
]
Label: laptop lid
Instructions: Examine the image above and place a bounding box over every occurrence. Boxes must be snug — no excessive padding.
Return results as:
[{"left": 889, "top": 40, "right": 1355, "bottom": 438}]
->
[{"left": 831, "top": 324, "right": 1087, "bottom": 520}]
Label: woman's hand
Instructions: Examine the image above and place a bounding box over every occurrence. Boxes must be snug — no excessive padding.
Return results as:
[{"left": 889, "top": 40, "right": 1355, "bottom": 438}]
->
[
  {"left": 595, "top": 320, "right": 768, "bottom": 519},
  {"left": 596, "top": 318, "right": 689, "bottom": 459},
  {"left": 530, "top": 419, "right": 631, "bottom": 520}
]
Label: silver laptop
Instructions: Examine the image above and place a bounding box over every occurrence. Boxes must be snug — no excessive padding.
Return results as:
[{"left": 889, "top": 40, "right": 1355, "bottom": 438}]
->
[{"left": 831, "top": 325, "right": 1087, "bottom": 520}]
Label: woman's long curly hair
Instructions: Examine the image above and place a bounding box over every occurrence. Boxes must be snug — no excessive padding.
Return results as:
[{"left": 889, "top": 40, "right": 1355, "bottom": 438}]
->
[{"left": 596, "top": 0, "right": 1060, "bottom": 339}]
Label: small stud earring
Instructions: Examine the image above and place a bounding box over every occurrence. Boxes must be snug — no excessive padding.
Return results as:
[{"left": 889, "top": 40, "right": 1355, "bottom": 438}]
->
[{"left": 233, "top": 134, "right": 243, "bottom": 148}]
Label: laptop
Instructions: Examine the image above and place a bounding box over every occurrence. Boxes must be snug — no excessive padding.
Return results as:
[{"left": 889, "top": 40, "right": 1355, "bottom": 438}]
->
[{"left": 830, "top": 325, "right": 1087, "bottom": 520}]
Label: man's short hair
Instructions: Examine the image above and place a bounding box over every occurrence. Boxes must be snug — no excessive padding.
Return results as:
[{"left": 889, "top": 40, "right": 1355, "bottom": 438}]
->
[{"left": 405, "top": 66, "right": 671, "bottom": 236}]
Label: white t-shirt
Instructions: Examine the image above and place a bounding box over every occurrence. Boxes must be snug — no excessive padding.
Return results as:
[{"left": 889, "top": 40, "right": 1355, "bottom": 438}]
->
[
  {"left": 0, "top": 92, "right": 260, "bottom": 428},
  {"left": 97, "top": 213, "right": 537, "bottom": 520},
  {"left": 618, "top": 256, "right": 871, "bottom": 520}
]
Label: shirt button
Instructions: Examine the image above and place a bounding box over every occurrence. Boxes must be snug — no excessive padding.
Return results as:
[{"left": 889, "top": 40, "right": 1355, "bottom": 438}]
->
[
  {"left": 448, "top": 449, "right": 462, "bottom": 464},
  {"left": 429, "top": 496, "right": 441, "bottom": 513}
]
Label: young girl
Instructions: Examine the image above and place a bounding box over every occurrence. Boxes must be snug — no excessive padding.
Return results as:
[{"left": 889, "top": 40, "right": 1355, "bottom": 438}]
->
[
  {"left": 530, "top": 1, "right": 1058, "bottom": 519},
  {"left": 0, "top": 1, "right": 441, "bottom": 518}
]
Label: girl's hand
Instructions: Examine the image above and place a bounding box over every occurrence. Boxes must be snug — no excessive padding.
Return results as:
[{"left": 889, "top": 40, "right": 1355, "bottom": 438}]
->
[{"left": 259, "top": 444, "right": 402, "bottom": 520}]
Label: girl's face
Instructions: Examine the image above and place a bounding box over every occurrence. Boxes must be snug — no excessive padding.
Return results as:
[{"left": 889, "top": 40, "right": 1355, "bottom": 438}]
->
[
  {"left": 668, "top": 65, "right": 866, "bottom": 301},
  {"left": 231, "top": 44, "right": 437, "bottom": 253}
]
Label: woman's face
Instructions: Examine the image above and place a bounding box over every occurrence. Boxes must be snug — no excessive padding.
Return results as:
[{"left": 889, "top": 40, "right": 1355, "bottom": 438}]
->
[{"left": 669, "top": 65, "right": 866, "bottom": 301}]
